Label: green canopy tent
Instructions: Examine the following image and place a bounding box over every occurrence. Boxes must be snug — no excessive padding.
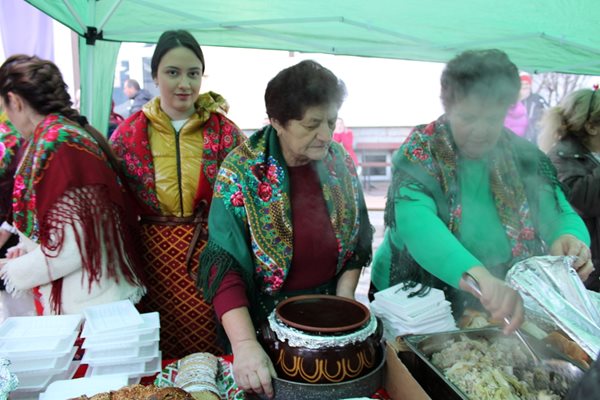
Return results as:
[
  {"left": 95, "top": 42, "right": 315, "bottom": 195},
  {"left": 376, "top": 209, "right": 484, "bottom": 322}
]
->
[{"left": 25, "top": 0, "right": 600, "bottom": 133}]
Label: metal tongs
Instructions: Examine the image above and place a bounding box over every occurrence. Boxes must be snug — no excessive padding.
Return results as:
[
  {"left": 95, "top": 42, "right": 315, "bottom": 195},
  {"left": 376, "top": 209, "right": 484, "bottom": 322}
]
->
[{"left": 462, "top": 272, "right": 541, "bottom": 365}]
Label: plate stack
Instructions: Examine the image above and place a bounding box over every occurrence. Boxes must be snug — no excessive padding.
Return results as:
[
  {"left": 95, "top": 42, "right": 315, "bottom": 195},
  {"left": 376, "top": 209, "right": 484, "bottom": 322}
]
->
[
  {"left": 80, "top": 300, "right": 161, "bottom": 383},
  {"left": 0, "top": 314, "right": 81, "bottom": 399},
  {"left": 370, "top": 283, "right": 456, "bottom": 340}
]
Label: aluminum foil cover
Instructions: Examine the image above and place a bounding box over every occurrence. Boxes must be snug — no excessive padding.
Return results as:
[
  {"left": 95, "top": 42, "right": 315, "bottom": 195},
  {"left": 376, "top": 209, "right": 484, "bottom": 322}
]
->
[
  {"left": 267, "top": 312, "right": 378, "bottom": 349},
  {"left": 0, "top": 358, "right": 18, "bottom": 400},
  {"left": 506, "top": 255, "right": 600, "bottom": 359}
]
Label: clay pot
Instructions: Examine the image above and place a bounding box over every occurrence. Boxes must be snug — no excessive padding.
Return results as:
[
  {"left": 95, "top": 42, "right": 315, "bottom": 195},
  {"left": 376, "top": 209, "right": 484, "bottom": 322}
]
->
[{"left": 259, "top": 295, "right": 383, "bottom": 384}]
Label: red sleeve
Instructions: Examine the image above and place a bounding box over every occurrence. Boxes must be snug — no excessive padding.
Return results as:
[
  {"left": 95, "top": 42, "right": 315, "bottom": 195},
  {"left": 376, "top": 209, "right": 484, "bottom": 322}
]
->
[{"left": 210, "top": 267, "right": 250, "bottom": 321}]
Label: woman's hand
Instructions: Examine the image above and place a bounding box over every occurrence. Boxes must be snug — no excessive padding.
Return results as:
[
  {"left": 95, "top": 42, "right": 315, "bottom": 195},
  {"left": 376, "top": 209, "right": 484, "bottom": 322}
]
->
[
  {"left": 5, "top": 244, "right": 27, "bottom": 259},
  {"left": 232, "top": 338, "right": 277, "bottom": 399},
  {"left": 221, "top": 307, "right": 277, "bottom": 399},
  {"left": 550, "top": 234, "right": 594, "bottom": 281},
  {"left": 460, "top": 266, "right": 524, "bottom": 334}
]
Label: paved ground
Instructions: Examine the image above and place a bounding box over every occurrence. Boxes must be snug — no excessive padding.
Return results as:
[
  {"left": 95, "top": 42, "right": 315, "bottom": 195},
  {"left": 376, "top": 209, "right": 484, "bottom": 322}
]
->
[{"left": 356, "top": 181, "right": 390, "bottom": 306}]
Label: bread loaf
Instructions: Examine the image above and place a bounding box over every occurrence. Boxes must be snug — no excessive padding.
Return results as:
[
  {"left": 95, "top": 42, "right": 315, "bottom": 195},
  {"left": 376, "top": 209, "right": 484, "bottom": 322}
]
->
[{"left": 73, "top": 385, "right": 194, "bottom": 400}]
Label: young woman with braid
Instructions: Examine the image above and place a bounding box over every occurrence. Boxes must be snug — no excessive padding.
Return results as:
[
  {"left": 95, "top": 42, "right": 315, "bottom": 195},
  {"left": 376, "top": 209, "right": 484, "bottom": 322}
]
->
[{"left": 0, "top": 54, "right": 145, "bottom": 315}]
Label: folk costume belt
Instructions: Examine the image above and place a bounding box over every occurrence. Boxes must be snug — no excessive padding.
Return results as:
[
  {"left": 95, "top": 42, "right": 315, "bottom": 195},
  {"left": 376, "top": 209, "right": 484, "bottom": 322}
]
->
[{"left": 139, "top": 200, "right": 209, "bottom": 279}]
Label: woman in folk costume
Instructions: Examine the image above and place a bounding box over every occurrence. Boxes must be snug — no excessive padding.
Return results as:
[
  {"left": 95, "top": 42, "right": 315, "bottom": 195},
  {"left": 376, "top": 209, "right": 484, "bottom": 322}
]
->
[
  {"left": 199, "top": 60, "right": 373, "bottom": 398},
  {"left": 370, "top": 49, "right": 592, "bottom": 332},
  {"left": 0, "top": 54, "right": 145, "bottom": 315},
  {"left": 111, "top": 30, "right": 245, "bottom": 359}
]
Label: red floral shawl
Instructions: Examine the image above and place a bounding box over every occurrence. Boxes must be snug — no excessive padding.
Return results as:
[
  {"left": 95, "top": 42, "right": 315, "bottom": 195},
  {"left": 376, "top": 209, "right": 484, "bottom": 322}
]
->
[
  {"left": 12, "top": 114, "right": 143, "bottom": 313},
  {"left": 110, "top": 101, "right": 245, "bottom": 216},
  {"left": 0, "top": 117, "right": 23, "bottom": 223}
]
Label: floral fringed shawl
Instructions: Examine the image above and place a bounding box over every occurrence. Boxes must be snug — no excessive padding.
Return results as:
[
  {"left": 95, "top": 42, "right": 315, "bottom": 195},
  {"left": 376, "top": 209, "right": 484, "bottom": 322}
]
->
[
  {"left": 200, "top": 125, "right": 372, "bottom": 314},
  {"left": 12, "top": 114, "right": 143, "bottom": 313},
  {"left": 384, "top": 115, "right": 562, "bottom": 298}
]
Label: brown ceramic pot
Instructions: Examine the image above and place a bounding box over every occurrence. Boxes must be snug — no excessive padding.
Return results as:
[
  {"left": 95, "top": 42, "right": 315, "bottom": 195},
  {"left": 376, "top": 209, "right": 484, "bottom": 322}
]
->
[{"left": 259, "top": 295, "right": 383, "bottom": 384}]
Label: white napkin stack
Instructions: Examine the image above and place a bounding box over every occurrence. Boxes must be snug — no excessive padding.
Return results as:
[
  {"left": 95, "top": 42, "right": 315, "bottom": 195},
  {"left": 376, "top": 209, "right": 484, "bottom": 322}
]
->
[{"left": 370, "top": 283, "right": 456, "bottom": 341}]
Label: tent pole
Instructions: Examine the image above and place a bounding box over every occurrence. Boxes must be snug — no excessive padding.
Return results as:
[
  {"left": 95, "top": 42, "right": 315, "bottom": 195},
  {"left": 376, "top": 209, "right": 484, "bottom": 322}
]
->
[
  {"left": 84, "top": 0, "right": 97, "bottom": 120},
  {"left": 62, "top": 0, "right": 86, "bottom": 32},
  {"left": 98, "top": 0, "right": 124, "bottom": 31}
]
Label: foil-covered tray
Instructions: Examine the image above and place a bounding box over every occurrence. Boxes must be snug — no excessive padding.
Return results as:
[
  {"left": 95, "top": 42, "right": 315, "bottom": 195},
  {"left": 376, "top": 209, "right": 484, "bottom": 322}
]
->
[
  {"left": 506, "top": 256, "right": 600, "bottom": 359},
  {"left": 403, "top": 327, "right": 585, "bottom": 400}
]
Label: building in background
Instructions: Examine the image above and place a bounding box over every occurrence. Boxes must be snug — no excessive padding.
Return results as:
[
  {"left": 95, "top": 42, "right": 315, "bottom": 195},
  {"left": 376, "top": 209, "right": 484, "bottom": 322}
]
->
[{"left": 114, "top": 43, "right": 446, "bottom": 184}]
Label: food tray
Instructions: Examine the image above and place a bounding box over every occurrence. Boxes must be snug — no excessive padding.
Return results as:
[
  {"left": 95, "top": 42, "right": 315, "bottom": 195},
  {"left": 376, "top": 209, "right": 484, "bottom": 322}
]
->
[
  {"left": 402, "top": 327, "right": 585, "bottom": 400},
  {"left": 80, "top": 312, "right": 159, "bottom": 340},
  {"left": 0, "top": 315, "right": 81, "bottom": 341}
]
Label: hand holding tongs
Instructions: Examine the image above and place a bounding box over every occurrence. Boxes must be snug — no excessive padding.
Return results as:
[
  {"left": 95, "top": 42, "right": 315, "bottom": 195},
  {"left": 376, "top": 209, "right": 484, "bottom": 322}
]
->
[{"left": 461, "top": 272, "right": 541, "bottom": 365}]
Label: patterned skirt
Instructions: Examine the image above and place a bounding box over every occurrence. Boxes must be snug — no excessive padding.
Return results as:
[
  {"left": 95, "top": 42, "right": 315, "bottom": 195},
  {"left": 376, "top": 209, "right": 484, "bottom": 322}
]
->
[{"left": 139, "top": 221, "right": 223, "bottom": 359}]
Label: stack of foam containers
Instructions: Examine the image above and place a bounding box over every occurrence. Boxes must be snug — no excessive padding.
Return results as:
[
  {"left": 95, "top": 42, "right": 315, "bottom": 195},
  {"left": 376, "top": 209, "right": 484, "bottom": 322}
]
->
[
  {"left": 0, "top": 314, "right": 82, "bottom": 399},
  {"left": 80, "top": 300, "right": 161, "bottom": 384}
]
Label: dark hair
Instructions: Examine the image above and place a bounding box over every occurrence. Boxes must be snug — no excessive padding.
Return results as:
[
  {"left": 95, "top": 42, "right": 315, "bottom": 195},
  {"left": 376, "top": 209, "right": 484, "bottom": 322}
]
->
[
  {"left": 265, "top": 60, "right": 346, "bottom": 126},
  {"left": 125, "top": 78, "right": 141, "bottom": 91},
  {"left": 151, "top": 30, "right": 205, "bottom": 78},
  {"left": 0, "top": 54, "right": 122, "bottom": 173},
  {"left": 440, "top": 49, "right": 520, "bottom": 111}
]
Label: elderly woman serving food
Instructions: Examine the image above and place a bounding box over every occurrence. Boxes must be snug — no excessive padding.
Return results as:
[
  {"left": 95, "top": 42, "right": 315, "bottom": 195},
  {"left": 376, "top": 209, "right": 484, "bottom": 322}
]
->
[
  {"left": 370, "top": 49, "right": 592, "bottom": 333},
  {"left": 198, "top": 60, "right": 372, "bottom": 398}
]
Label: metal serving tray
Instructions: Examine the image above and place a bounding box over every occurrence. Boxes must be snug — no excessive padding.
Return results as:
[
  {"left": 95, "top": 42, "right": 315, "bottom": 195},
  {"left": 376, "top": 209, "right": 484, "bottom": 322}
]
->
[{"left": 402, "top": 327, "right": 585, "bottom": 400}]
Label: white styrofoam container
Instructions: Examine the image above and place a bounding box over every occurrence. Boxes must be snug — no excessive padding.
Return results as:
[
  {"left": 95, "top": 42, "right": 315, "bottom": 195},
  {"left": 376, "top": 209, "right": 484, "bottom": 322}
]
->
[
  {"left": 82, "top": 341, "right": 159, "bottom": 366},
  {"left": 0, "top": 331, "right": 78, "bottom": 358},
  {"left": 9, "top": 346, "right": 78, "bottom": 373},
  {"left": 11, "top": 359, "right": 80, "bottom": 392},
  {"left": 0, "top": 315, "right": 82, "bottom": 342},
  {"left": 0, "top": 314, "right": 81, "bottom": 343},
  {"left": 85, "top": 352, "right": 162, "bottom": 379},
  {"left": 83, "top": 300, "right": 144, "bottom": 335},
  {"left": 82, "top": 327, "right": 159, "bottom": 349},
  {"left": 81, "top": 312, "right": 159, "bottom": 340},
  {"left": 39, "top": 373, "right": 130, "bottom": 400},
  {"left": 12, "top": 346, "right": 77, "bottom": 388},
  {"left": 82, "top": 329, "right": 159, "bottom": 353}
]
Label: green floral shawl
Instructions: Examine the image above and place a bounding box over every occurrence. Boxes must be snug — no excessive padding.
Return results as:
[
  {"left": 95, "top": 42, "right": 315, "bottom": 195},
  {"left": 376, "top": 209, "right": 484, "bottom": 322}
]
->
[
  {"left": 200, "top": 125, "right": 372, "bottom": 313},
  {"left": 385, "top": 115, "right": 562, "bottom": 298}
]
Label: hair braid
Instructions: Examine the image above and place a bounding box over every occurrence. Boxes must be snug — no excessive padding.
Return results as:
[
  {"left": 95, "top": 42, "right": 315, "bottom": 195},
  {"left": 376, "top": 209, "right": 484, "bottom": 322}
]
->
[{"left": 0, "top": 54, "right": 123, "bottom": 177}]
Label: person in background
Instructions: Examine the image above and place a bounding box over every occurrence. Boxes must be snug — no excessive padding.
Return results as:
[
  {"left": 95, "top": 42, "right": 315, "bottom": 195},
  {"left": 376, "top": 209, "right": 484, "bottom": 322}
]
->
[
  {"left": 0, "top": 112, "right": 21, "bottom": 257},
  {"left": 107, "top": 100, "right": 124, "bottom": 138},
  {"left": 520, "top": 73, "right": 548, "bottom": 145},
  {"left": 199, "top": 60, "right": 372, "bottom": 398},
  {"left": 333, "top": 117, "right": 359, "bottom": 165},
  {"left": 503, "top": 99, "right": 528, "bottom": 137},
  {"left": 123, "top": 78, "right": 153, "bottom": 117},
  {"left": 0, "top": 54, "right": 145, "bottom": 315},
  {"left": 543, "top": 87, "right": 600, "bottom": 291},
  {"left": 111, "top": 30, "right": 245, "bottom": 359},
  {"left": 370, "top": 49, "right": 592, "bottom": 332}
]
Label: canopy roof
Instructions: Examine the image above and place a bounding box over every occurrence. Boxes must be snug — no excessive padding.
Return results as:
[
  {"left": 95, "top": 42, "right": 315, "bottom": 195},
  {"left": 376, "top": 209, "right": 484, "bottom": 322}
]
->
[
  {"left": 27, "top": 0, "right": 600, "bottom": 74},
  {"left": 24, "top": 0, "right": 600, "bottom": 131}
]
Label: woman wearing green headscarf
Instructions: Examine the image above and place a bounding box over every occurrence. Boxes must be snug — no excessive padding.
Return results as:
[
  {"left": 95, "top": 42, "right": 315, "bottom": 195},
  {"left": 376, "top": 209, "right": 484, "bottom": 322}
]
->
[
  {"left": 199, "top": 60, "right": 372, "bottom": 399},
  {"left": 371, "top": 49, "right": 592, "bottom": 333}
]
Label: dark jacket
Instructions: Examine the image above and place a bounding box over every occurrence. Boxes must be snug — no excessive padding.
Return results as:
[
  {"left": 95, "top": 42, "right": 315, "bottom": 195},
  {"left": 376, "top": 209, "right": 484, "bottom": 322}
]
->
[
  {"left": 548, "top": 136, "right": 600, "bottom": 291},
  {"left": 523, "top": 93, "right": 547, "bottom": 145},
  {"left": 129, "top": 89, "right": 153, "bottom": 116}
]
